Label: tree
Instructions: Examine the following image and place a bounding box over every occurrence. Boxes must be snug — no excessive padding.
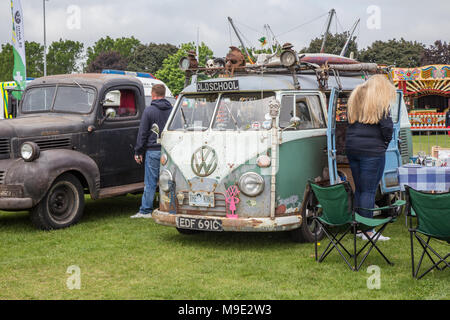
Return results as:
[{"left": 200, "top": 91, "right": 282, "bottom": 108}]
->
[
  {"left": 86, "top": 51, "right": 128, "bottom": 73},
  {"left": 359, "top": 38, "right": 425, "bottom": 67},
  {"left": 47, "top": 39, "right": 84, "bottom": 75},
  {"left": 86, "top": 36, "right": 141, "bottom": 68},
  {"left": 0, "top": 43, "right": 13, "bottom": 81},
  {"left": 155, "top": 42, "right": 214, "bottom": 96},
  {"left": 127, "top": 43, "right": 178, "bottom": 75},
  {"left": 299, "top": 32, "right": 359, "bottom": 58},
  {"left": 24, "top": 41, "right": 44, "bottom": 78},
  {"left": 420, "top": 40, "right": 450, "bottom": 65},
  {"left": 0, "top": 41, "right": 43, "bottom": 81}
]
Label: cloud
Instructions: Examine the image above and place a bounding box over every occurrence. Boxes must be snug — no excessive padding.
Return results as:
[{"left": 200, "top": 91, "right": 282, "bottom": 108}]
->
[{"left": 0, "top": 0, "right": 448, "bottom": 57}]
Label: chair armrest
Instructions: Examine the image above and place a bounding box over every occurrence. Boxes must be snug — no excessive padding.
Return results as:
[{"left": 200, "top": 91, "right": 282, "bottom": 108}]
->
[{"left": 355, "top": 200, "right": 406, "bottom": 212}]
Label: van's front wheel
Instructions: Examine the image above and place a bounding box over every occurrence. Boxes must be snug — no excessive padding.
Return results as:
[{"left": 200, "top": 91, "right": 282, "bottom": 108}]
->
[
  {"left": 30, "top": 173, "right": 85, "bottom": 230},
  {"left": 290, "top": 204, "right": 324, "bottom": 243}
]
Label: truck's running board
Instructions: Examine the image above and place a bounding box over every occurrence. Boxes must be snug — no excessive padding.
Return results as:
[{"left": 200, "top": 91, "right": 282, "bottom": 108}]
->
[{"left": 98, "top": 182, "right": 144, "bottom": 199}]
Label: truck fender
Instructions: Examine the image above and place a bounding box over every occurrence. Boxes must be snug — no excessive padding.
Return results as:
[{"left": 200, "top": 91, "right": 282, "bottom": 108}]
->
[{"left": 5, "top": 149, "right": 101, "bottom": 206}]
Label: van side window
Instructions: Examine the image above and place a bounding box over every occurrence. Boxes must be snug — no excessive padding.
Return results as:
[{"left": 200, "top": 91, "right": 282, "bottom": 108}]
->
[
  {"left": 295, "top": 97, "right": 313, "bottom": 129},
  {"left": 307, "top": 95, "right": 326, "bottom": 128},
  {"left": 280, "top": 95, "right": 294, "bottom": 128},
  {"left": 281, "top": 94, "right": 325, "bottom": 130}
]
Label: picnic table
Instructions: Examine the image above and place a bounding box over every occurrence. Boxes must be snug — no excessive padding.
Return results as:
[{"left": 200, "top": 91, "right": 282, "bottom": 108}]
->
[{"left": 398, "top": 164, "right": 450, "bottom": 192}]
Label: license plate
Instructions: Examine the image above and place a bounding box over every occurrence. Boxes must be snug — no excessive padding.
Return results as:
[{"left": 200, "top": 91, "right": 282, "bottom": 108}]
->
[
  {"left": 176, "top": 217, "right": 223, "bottom": 232},
  {"left": 189, "top": 191, "right": 215, "bottom": 207},
  {"left": 0, "top": 186, "right": 23, "bottom": 198}
]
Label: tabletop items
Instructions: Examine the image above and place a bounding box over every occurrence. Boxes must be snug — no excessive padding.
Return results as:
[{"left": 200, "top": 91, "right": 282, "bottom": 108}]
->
[{"left": 410, "top": 149, "right": 449, "bottom": 167}]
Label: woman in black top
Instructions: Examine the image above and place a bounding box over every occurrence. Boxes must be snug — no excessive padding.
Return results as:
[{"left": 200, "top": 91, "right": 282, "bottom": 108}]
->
[{"left": 345, "top": 75, "right": 396, "bottom": 241}]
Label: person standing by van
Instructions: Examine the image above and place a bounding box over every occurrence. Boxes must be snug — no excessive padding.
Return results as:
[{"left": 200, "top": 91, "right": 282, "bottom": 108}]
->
[
  {"left": 345, "top": 75, "right": 396, "bottom": 241},
  {"left": 131, "top": 84, "right": 173, "bottom": 218}
]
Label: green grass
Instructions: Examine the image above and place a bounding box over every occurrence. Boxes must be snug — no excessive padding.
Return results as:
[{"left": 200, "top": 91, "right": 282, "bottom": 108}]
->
[
  {"left": 412, "top": 133, "right": 450, "bottom": 155},
  {"left": 0, "top": 195, "right": 448, "bottom": 300}
]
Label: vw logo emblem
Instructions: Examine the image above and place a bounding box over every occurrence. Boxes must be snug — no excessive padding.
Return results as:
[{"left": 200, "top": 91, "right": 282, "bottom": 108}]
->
[{"left": 191, "top": 146, "right": 218, "bottom": 177}]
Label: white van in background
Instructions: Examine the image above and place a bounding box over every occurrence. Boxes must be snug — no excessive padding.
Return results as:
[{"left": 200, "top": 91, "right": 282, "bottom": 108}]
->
[{"left": 101, "top": 69, "right": 175, "bottom": 106}]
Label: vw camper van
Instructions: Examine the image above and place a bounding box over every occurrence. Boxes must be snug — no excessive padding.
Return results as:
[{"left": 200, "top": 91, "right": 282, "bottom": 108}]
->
[{"left": 152, "top": 48, "right": 410, "bottom": 242}]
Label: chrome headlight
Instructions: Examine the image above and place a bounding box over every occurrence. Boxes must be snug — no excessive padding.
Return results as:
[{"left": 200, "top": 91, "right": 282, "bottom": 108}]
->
[
  {"left": 159, "top": 169, "right": 173, "bottom": 193},
  {"left": 179, "top": 57, "right": 190, "bottom": 71},
  {"left": 20, "top": 142, "right": 40, "bottom": 162},
  {"left": 238, "top": 172, "right": 265, "bottom": 197},
  {"left": 280, "top": 50, "right": 298, "bottom": 67}
]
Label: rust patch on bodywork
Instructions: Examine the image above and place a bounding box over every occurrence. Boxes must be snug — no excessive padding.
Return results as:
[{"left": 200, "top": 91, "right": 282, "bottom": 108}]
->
[{"left": 276, "top": 204, "right": 287, "bottom": 215}]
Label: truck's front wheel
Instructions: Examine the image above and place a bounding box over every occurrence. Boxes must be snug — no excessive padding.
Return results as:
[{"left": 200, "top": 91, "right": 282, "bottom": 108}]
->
[{"left": 30, "top": 173, "right": 85, "bottom": 230}]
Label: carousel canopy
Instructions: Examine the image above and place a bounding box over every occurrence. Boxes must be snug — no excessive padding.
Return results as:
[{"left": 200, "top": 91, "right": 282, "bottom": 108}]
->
[{"left": 392, "top": 65, "right": 450, "bottom": 97}]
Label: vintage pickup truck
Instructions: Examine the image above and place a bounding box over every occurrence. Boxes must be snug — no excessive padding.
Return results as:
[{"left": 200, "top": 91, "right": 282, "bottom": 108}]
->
[{"left": 0, "top": 73, "right": 149, "bottom": 230}]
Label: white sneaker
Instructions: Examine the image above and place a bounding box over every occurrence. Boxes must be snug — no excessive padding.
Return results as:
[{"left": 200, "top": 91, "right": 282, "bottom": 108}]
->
[
  {"left": 361, "top": 232, "right": 390, "bottom": 241},
  {"left": 130, "top": 212, "right": 152, "bottom": 219}
]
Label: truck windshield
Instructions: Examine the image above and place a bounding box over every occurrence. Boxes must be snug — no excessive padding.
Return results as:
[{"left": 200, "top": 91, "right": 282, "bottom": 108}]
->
[
  {"left": 54, "top": 86, "right": 95, "bottom": 113},
  {"left": 169, "top": 94, "right": 218, "bottom": 131},
  {"left": 212, "top": 92, "right": 275, "bottom": 131},
  {"left": 22, "top": 87, "right": 56, "bottom": 113},
  {"left": 22, "top": 86, "right": 96, "bottom": 114}
]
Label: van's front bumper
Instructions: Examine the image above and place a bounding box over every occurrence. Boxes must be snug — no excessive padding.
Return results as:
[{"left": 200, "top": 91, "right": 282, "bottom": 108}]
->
[{"left": 152, "top": 209, "right": 302, "bottom": 232}]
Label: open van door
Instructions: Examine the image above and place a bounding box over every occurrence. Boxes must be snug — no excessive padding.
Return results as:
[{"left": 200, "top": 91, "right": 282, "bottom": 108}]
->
[
  {"left": 327, "top": 87, "right": 402, "bottom": 193},
  {"left": 327, "top": 87, "right": 340, "bottom": 185},
  {"left": 380, "top": 91, "right": 403, "bottom": 194}
]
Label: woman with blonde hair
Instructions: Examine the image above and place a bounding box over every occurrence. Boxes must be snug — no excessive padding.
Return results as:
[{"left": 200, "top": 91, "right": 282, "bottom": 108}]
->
[{"left": 345, "top": 74, "right": 397, "bottom": 241}]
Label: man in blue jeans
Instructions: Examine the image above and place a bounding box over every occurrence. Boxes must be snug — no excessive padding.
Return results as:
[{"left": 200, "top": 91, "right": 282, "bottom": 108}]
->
[{"left": 131, "top": 84, "right": 172, "bottom": 218}]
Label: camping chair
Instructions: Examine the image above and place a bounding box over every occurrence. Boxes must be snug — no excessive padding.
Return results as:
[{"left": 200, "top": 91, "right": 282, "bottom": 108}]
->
[
  {"left": 309, "top": 181, "right": 405, "bottom": 271},
  {"left": 405, "top": 186, "right": 450, "bottom": 279}
]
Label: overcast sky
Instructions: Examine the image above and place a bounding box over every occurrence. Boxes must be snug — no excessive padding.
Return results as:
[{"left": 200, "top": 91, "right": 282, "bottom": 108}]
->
[{"left": 1, "top": 0, "right": 449, "bottom": 57}]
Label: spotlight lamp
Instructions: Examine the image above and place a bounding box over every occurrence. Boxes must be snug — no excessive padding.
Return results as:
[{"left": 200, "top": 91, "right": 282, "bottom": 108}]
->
[
  {"left": 179, "top": 50, "right": 199, "bottom": 71},
  {"left": 280, "top": 43, "right": 299, "bottom": 68}
]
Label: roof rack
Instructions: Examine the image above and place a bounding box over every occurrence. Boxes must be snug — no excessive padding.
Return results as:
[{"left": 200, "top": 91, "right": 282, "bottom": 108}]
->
[{"left": 179, "top": 46, "right": 391, "bottom": 91}]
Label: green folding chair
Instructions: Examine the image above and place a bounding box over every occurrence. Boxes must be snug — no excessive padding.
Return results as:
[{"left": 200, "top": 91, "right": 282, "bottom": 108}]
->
[
  {"left": 405, "top": 186, "right": 450, "bottom": 279},
  {"left": 309, "top": 181, "right": 405, "bottom": 271}
]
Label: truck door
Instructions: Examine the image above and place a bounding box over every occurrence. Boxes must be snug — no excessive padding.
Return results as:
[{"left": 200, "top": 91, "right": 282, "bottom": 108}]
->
[
  {"left": 380, "top": 91, "right": 403, "bottom": 194},
  {"left": 327, "top": 87, "right": 340, "bottom": 185},
  {"left": 94, "top": 86, "right": 144, "bottom": 188}
]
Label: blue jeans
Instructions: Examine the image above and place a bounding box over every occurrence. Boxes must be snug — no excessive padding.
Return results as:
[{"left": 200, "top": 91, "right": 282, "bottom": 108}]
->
[
  {"left": 347, "top": 154, "right": 386, "bottom": 219},
  {"left": 139, "top": 150, "right": 161, "bottom": 214}
]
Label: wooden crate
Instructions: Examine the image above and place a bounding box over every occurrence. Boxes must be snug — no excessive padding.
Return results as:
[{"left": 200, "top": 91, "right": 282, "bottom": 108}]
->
[{"left": 431, "top": 146, "right": 450, "bottom": 159}]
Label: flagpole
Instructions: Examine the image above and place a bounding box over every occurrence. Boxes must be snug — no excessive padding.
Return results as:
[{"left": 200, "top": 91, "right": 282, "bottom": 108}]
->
[{"left": 43, "top": 0, "right": 47, "bottom": 76}]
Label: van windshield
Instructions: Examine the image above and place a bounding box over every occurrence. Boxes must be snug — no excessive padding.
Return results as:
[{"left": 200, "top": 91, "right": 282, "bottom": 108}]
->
[
  {"left": 168, "top": 94, "right": 218, "bottom": 131},
  {"left": 212, "top": 92, "right": 275, "bottom": 131}
]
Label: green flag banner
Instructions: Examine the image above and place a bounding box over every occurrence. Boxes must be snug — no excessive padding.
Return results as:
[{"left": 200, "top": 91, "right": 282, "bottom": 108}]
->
[{"left": 11, "top": 0, "right": 26, "bottom": 100}]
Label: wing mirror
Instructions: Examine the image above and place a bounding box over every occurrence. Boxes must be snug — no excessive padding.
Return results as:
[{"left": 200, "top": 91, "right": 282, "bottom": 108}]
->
[
  {"left": 98, "top": 108, "right": 117, "bottom": 126},
  {"left": 151, "top": 124, "right": 162, "bottom": 143},
  {"left": 106, "top": 108, "right": 117, "bottom": 119},
  {"left": 281, "top": 117, "right": 301, "bottom": 131},
  {"left": 151, "top": 123, "right": 160, "bottom": 136},
  {"left": 290, "top": 116, "right": 301, "bottom": 127}
]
